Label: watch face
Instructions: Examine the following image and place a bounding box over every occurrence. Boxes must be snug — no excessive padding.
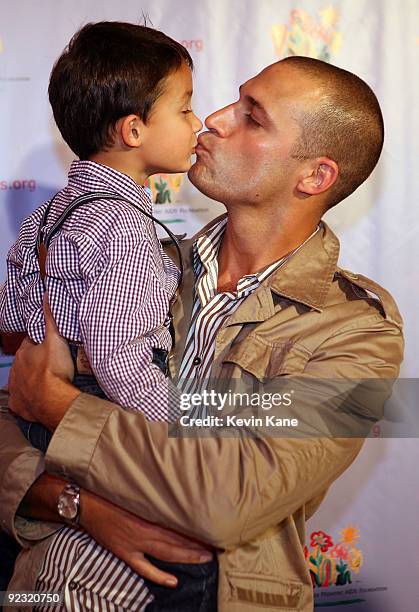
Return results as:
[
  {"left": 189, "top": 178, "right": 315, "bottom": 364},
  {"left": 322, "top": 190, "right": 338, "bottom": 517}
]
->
[{"left": 58, "top": 489, "right": 79, "bottom": 521}]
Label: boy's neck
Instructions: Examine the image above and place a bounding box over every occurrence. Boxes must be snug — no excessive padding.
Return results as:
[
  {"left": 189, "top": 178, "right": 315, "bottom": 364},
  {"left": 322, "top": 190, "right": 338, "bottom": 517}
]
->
[{"left": 89, "top": 151, "right": 147, "bottom": 186}]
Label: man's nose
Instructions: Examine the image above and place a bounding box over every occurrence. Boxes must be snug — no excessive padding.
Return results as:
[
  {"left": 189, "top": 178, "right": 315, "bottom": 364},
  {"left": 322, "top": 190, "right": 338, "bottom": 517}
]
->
[{"left": 205, "top": 104, "right": 235, "bottom": 137}]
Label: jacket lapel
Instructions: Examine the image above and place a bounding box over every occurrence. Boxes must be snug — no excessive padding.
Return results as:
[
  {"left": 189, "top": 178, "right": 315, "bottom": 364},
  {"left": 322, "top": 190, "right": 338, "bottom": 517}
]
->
[{"left": 166, "top": 219, "right": 341, "bottom": 376}]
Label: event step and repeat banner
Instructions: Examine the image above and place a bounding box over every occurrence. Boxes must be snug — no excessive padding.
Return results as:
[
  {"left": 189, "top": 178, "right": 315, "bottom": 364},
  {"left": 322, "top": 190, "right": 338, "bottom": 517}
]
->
[{"left": 1, "top": 1, "right": 418, "bottom": 610}]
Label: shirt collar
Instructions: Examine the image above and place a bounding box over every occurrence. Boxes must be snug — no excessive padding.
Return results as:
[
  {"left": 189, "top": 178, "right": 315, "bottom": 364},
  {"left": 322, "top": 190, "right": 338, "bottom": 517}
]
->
[
  {"left": 194, "top": 218, "right": 265, "bottom": 299},
  {"left": 67, "top": 160, "right": 152, "bottom": 212}
]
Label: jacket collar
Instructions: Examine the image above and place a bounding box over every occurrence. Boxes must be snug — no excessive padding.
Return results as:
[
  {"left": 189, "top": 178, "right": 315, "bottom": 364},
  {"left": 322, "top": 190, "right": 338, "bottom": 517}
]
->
[
  {"left": 169, "top": 216, "right": 340, "bottom": 373},
  {"left": 264, "top": 220, "right": 339, "bottom": 311},
  {"left": 183, "top": 216, "right": 339, "bottom": 311}
]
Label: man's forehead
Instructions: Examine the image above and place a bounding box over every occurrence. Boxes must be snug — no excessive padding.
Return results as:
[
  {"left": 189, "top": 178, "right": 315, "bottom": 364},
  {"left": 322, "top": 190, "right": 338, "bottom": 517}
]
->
[
  {"left": 242, "top": 62, "right": 301, "bottom": 92},
  {"left": 240, "top": 62, "right": 323, "bottom": 110}
]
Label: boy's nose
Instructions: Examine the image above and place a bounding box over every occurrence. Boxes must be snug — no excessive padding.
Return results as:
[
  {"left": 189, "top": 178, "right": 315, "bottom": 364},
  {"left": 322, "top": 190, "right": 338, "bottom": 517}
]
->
[{"left": 193, "top": 113, "right": 203, "bottom": 133}]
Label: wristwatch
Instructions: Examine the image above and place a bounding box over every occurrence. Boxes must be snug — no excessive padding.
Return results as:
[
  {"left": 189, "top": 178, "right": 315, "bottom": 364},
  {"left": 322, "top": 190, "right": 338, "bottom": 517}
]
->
[{"left": 57, "top": 483, "right": 81, "bottom": 525}]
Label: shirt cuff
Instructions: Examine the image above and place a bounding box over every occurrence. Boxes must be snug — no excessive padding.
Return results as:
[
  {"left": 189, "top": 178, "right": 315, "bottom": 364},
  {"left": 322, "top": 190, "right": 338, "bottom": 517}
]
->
[
  {"left": 45, "top": 393, "right": 115, "bottom": 483},
  {"left": 0, "top": 447, "right": 46, "bottom": 546},
  {"left": 14, "top": 516, "right": 61, "bottom": 545}
]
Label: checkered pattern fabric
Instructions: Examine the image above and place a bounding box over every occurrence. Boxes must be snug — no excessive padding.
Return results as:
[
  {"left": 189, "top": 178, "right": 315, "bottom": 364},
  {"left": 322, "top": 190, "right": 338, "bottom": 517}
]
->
[{"left": 0, "top": 160, "right": 180, "bottom": 419}]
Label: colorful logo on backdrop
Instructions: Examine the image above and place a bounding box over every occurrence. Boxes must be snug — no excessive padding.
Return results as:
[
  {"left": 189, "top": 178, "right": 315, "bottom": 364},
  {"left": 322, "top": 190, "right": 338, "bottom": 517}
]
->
[
  {"left": 145, "top": 174, "right": 185, "bottom": 205},
  {"left": 306, "top": 526, "right": 363, "bottom": 589},
  {"left": 272, "top": 6, "right": 342, "bottom": 61}
]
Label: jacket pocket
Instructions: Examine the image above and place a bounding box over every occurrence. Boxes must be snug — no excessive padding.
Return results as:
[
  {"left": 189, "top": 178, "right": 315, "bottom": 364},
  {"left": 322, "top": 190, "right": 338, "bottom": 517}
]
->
[
  {"left": 226, "top": 570, "right": 303, "bottom": 609},
  {"left": 223, "top": 336, "right": 311, "bottom": 382}
]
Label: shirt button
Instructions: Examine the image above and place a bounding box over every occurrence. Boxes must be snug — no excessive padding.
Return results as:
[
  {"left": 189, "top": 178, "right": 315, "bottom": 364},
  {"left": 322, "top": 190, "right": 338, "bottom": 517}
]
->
[
  {"left": 193, "top": 356, "right": 202, "bottom": 366},
  {"left": 68, "top": 581, "right": 77, "bottom": 590}
]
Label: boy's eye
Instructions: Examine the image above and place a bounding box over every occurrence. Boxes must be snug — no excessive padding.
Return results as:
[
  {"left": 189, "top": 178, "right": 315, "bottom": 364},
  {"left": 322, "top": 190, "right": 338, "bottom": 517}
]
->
[{"left": 182, "top": 109, "right": 193, "bottom": 114}]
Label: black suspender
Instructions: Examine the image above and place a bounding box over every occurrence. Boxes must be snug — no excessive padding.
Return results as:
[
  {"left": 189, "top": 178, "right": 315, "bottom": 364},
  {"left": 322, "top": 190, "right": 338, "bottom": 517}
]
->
[{"left": 36, "top": 191, "right": 184, "bottom": 286}]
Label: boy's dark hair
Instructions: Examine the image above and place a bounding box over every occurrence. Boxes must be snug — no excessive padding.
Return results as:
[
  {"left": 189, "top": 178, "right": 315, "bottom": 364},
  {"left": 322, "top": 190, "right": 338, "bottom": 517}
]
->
[{"left": 48, "top": 22, "right": 193, "bottom": 159}]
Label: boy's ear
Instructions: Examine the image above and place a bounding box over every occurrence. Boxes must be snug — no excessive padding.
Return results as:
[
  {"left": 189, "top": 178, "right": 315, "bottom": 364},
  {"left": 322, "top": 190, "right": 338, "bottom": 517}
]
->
[
  {"left": 296, "top": 157, "right": 339, "bottom": 196},
  {"left": 119, "top": 115, "right": 143, "bottom": 148}
]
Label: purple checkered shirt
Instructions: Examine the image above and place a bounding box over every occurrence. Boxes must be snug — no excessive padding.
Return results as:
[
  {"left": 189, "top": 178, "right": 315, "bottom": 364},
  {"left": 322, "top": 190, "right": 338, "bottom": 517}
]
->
[{"left": 0, "top": 160, "right": 181, "bottom": 420}]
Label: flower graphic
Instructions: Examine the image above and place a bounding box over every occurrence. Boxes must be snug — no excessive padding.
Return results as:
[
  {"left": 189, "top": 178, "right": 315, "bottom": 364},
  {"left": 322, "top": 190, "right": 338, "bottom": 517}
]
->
[
  {"left": 310, "top": 530, "right": 334, "bottom": 552},
  {"left": 348, "top": 547, "right": 364, "bottom": 574},
  {"left": 146, "top": 173, "right": 185, "bottom": 203},
  {"left": 330, "top": 544, "right": 349, "bottom": 561},
  {"left": 306, "top": 526, "right": 364, "bottom": 588},
  {"left": 319, "top": 6, "right": 339, "bottom": 28},
  {"left": 271, "top": 7, "right": 342, "bottom": 62},
  {"left": 339, "top": 525, "right": 360, "bottom": 548},
  {"left": 167, "top": 174, "right": 184, "bottom": 192}
]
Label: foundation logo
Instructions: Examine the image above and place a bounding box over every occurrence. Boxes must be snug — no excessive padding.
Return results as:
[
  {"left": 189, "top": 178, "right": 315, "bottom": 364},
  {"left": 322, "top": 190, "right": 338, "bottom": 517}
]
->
[
  {"left": 305, "top": 525, "right": 363, "bottom": 589},
  {"left": 145, "top": 173, "right": 185, "bottom": 204},
  {"left": 181, "top": 39, "right": 204, "bottom": 53},
  {"left": 272, "top": 6, "right": 342, "bottom": 61}
]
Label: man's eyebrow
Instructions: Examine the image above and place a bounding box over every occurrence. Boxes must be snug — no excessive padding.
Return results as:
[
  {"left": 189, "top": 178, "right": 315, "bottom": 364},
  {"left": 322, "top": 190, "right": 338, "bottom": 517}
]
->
[{"left": 238, "top": 85, "right": 272, "bottom": 123}]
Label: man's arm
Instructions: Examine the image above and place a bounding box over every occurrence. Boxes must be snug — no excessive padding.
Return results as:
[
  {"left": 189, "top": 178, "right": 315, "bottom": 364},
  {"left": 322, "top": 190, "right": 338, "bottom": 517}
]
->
[
  {"left": 1, "top": 304, "right": 213, "bottom": 586},
  {"left": 43, "top": 393, "right": 366, "bottom": 548},
  {"left": 0, "top": 405, "right": 213, "bottom": 586},
  {"left": 9, "top": 300, "right": 403, "bottom": 550}
]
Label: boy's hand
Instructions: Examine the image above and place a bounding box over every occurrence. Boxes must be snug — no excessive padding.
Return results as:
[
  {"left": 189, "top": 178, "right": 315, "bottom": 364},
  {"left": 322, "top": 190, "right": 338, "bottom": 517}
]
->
[{"left": 9, "top": 294, "right": 80, "bottom": 429}]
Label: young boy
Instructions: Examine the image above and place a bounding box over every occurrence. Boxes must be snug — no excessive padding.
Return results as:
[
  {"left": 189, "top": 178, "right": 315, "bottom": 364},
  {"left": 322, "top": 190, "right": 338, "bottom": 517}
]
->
[{"left": 0, "top": 22, "right": 217, "bottom": 611}]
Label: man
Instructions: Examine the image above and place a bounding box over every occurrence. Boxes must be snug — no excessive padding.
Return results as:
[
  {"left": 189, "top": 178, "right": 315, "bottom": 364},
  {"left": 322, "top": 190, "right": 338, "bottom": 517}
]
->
[{"left": 0, "top": 57, "right": 403, "bottom": 611}]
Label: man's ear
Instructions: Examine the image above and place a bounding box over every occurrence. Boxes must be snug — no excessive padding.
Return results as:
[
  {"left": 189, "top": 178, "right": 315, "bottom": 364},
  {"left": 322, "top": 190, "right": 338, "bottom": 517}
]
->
[
  {"left": 119, "top": 115, "right": 143, "bottom": 148},
  {"left": 296, "top": 157, "right": 339, "bottom": 196}
]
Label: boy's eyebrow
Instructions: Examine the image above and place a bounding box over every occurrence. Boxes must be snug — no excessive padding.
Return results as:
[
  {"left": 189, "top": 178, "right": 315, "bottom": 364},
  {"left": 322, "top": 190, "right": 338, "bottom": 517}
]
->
[
  {"left": 238, "top": 85, "right": 272, "bottom": 124},
  {"left": 181, "top": 90, "right": 193, "bottom": 100}
]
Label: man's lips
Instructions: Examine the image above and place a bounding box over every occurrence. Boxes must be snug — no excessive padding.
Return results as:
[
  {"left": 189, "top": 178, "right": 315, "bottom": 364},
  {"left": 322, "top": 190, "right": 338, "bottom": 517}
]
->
[
  {"left": 194, "top": 144, "right": 207, "bottom": 155},
  {"left": 195, "top": 135, "right": 211, "bottom": 155}
]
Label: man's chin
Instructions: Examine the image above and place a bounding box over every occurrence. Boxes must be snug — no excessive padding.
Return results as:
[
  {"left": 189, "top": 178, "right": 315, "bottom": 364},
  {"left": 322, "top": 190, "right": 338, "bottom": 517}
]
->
[
  {"left": 187, "top": 161, "right": 203, "bottom": 188},
  {"left": 187, "top": 162, "right": 225, "bottom": 204}
]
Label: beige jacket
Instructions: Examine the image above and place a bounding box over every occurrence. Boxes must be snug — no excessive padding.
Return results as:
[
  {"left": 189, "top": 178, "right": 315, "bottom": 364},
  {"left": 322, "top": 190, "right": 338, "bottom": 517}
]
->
[{"left": 0, "top": 219, "right": 403, "bottom": 611}]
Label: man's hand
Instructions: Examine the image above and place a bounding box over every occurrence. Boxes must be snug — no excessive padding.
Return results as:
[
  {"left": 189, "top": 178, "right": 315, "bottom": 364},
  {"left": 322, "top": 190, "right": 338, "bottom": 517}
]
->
[
  {"left": 80, "top": 488, "right": 213, "bottom": 587},
  {"left": 8, "top": 294, "right": 80, "bottom": 429},
  {"left": 19, "top": 473, "right": 214, "bottom": 588}
]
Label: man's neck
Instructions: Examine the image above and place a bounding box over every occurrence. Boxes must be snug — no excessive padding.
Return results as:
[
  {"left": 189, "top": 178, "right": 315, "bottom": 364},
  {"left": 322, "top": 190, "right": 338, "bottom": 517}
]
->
[{"left": 217, "top": 205, "right": 320, "bottom": 292}]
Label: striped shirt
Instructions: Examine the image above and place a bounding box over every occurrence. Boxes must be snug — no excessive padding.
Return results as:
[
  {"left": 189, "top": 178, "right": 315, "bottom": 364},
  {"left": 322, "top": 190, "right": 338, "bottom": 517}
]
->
[
  {"left": 36, "top": 527, "right": 153, "bottom": 611},
  {"left": 179, "top": 217, "right": 293, "bottom": 394},
  {"left": 34, "top": 216, "right": 319, "bottom": 611},
  {"left": 0, "top": 160, "right": 180, "bottom": 420}
]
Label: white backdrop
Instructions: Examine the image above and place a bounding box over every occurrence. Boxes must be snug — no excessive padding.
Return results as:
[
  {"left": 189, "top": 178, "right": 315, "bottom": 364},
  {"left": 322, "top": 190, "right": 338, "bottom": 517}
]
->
[{"left": 1, "top": 2, "right": 418, "bottom": 610}]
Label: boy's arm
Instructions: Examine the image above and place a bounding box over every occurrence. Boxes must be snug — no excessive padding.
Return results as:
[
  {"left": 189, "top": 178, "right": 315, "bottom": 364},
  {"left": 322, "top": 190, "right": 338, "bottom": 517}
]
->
[
  {"left": 0, "top": 206, "right": 48, "bottom": 335},
  {"left": 0, "top": 241, "right": 26, "bottom": 333}
]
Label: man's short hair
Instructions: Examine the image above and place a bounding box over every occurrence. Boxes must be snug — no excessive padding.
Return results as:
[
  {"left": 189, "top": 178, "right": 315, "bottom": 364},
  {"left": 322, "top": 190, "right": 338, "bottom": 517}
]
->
[
  {"left": 48, "top": 22, "right": 193, "bottom": 160},
  {"left": 285, "top": 56, "right": 384, "bottom": 209}
]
